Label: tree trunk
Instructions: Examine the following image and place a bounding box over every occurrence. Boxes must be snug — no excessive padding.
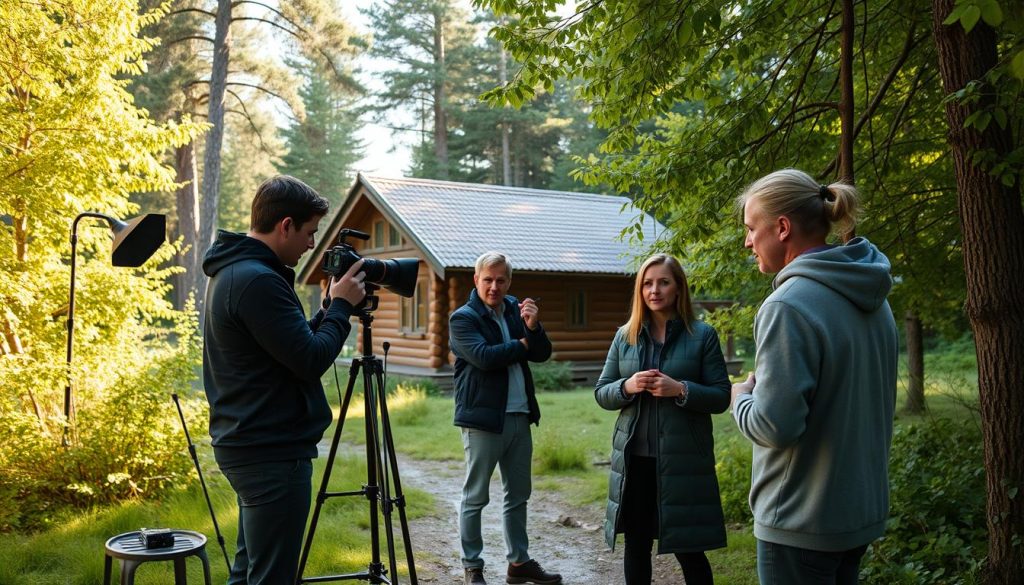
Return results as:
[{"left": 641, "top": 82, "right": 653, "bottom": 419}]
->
[
  {"left": 174, "top": 141, "right": 201, "bottom": 311},
  {"left": 201, "top": 0, "right": 231, "bottom": 261},
  {"left": 499, "top": 37, "right": 512, "bottom": 186},
  {"left": 904, "top": 310, "right": 925, "bottom": 414},
  {"left": 932, "top": 3, "right": 1024, "bottom": 583},
  {"left": 432, "top": 7, "right": 448, "bottom": 179},
  {"left": 837, "top": 0, "right": 857, "bottom": 242},
  {"left": 837, "top": 0, "right": 855, "bottom": 186}
]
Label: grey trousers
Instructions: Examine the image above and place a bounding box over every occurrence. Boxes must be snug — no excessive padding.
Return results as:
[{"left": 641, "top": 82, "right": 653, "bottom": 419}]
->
[{"left": 459, "top": 413, "right": 533, "bottom": 569}]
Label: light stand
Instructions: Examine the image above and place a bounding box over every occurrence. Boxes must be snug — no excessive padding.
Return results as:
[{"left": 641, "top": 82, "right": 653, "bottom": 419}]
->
[
  {"left": 64, "top": 212, "right": 165, "bottom": 445},
  {"left": 296, "top": 284, "right": 418, "bottom": 584}
]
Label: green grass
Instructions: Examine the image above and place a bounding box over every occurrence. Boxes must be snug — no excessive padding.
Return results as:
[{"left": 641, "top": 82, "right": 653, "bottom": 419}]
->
[
  {"left": 1, "top": 347, "right": 978, "bottom": 584},
  {"left": 0, "top": 450, "right": 432, "bottom": 584}
]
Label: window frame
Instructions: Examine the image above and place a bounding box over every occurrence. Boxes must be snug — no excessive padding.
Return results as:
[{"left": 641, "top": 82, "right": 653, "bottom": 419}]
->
[
  {"left": 567, "top": 289, "right": 588, "bottom": 329},
  {"left": 400, "top": 279, "right": 428, "bottom": 334}
]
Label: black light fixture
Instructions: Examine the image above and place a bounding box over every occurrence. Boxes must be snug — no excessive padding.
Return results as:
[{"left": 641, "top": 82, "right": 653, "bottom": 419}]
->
[{"left": 64, "top": 212, "right": 166, "bottom": 444}]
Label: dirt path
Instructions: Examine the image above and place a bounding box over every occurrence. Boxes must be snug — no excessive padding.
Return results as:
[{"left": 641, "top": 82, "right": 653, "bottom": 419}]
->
[{"left": 396, "top": 455, "right": 686, "bottom": 584}]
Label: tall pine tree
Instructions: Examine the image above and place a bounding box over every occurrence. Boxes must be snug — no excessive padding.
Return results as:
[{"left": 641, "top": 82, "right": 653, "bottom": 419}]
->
[
  {"left": 364, "top": 0, "right": 476, "bottom": 179},
  {"left": 277, "top": 59, "right": 364, "bottom": 206}
]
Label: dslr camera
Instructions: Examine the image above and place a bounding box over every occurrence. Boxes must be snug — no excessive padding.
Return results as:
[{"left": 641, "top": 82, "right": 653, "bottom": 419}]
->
[{"left": 322, "top": 229, "right": 420, "bottom": 304}]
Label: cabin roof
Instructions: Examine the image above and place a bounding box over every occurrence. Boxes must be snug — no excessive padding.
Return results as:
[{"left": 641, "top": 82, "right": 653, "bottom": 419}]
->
[{"left": 299, "top": 174, "right": 669, "bottom": 282}]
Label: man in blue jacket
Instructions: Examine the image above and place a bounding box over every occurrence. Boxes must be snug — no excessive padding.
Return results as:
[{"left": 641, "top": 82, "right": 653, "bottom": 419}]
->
[
  {"left": 450, "top": 252, "right": 561, "bottom": 585},
  {"left": 202, "top": 175, "right": 366, "bottom": 585}
]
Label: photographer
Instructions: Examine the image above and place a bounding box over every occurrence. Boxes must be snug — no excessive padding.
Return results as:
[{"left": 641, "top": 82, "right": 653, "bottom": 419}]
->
[
  {"left": 450, "top": 252, "right": 561, "bottom": 585},
  {"left": 202, "top": 175, "right": 366, "bottom": 585}
]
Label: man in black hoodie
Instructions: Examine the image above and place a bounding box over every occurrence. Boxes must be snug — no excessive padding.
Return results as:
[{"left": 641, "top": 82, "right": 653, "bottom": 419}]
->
[{"left": 202, "top": 175, "right": 366, "bottom": 585}]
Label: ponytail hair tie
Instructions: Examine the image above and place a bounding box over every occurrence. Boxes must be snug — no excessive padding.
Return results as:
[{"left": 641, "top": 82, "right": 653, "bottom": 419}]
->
[{"left": 819, "top": 184, "right": 831, "bottom": 201}]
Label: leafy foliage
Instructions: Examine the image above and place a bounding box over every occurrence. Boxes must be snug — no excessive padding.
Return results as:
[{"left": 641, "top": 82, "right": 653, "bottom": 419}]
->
[
  {"left": 476, "top": 0, "right": 1021, "bottom": 338},
  {"left": 862, "top": 417, "right": 987, "bottom": 584},
  {"left": 277, "top": 59, "right": 365, "bottom": 206},
  {"left": 715, "top": 437, "right": 754, "bottom": 526},
  {"left": 0, "top": 0, "right": 203, "bottom": 529},
  {"left": 530, "top": 360, "right": 574, "bottom": 391}
]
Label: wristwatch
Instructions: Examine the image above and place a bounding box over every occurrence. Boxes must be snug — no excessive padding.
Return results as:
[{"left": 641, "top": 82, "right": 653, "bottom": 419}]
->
[{"left": 674, "top": 381, "right": 689, "bottom": 407}]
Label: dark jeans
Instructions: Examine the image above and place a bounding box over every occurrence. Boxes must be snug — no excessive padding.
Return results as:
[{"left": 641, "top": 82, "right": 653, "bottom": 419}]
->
[
  {"left": 621, "top": 456, "right": 714, "bottom": 585},
  {"left": 221, "top": 459, "right": 313, "bottom": 585},
  {"left": 757, "top": 539, "right": 868, "bottom": 585}
]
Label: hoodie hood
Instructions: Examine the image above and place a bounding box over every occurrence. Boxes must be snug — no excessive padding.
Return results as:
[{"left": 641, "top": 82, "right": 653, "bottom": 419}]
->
[
  {"left": 774, "top": 237, "right": 893, "bottom": 312},
  {"left": 203, "top": 230, "right": 292, "bottom": 282}
]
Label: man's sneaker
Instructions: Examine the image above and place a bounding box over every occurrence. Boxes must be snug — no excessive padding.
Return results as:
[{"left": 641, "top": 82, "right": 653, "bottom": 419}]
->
[
  {"left": 506, "top": 559, "right": 562, "bottom": 584},
  {"left": 465, "top": 567, "right": 487, "bottom": 585}
]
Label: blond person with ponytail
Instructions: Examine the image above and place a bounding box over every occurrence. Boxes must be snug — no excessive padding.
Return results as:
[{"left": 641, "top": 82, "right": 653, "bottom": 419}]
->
[{"left": 730, "top": 169, "right": 899, "bottom": 584}]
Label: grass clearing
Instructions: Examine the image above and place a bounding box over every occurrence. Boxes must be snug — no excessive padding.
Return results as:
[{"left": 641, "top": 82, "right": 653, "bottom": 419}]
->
[{"left": 0, "top": 345, "right": 979, "bottom": 583}]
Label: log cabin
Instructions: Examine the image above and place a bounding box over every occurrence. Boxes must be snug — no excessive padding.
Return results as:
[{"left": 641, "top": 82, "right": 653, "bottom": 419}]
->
[{"left": 296, "top": 174, "right": 734, "bottom": 388}]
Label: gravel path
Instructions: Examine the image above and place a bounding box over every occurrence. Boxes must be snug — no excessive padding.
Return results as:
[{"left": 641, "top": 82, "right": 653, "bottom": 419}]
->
[{"left": 396, "top": 455, "right": 686, "bottom": 584}]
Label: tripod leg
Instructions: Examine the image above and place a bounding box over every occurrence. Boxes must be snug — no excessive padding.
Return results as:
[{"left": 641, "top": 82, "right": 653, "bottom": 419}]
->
[
  {"left": 362, "top": 360, "right": 388, "bottom": 582},
  {"left": 172, "top": 393, "right": 232, "bottom": 574},
  {"left": 375, "top": 369, "right": 418, "bottom": 585},
  {"left": 369, "top": 364, "right": 401, "bottom": 584},
  {"left": 296, "top": 359, "right": 361, "bottom": 584}
]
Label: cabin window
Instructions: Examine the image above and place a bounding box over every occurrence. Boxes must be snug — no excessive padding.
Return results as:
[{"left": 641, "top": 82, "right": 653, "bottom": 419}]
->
[
  {"left": 373, "top": 220, "right": 386, "bottom": 249},
  {"left": 568, "top": 290, "right": 588, "bottom": 328},
  {"left": 388, "top": 223, "right": 401, "bottom": 247},
  {"left": 401, "top": 279, "right": 428, "bottom": 332}
]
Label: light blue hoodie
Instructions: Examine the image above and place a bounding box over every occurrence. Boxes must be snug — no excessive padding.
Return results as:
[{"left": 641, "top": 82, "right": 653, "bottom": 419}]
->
[{"left": 733, "top": 237, "right": 898, "bottom": 551}]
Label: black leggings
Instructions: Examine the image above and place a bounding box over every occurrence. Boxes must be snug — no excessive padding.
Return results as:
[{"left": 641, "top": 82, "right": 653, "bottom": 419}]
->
[
  {"left": 620, "top": 455, "right": 714, "bottom": 585},
  {"left": 624, "top": 537, "right": 713, "bottom": 585}
]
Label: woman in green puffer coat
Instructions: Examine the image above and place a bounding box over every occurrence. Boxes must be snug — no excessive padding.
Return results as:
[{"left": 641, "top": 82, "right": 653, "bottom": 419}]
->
[{"left": 595, "top": 254, "right": 731, "bottom": 585}]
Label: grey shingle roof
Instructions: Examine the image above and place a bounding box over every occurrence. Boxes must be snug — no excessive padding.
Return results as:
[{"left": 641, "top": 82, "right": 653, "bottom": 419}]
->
[{"left": 361, "top": 174, "right": 667, "bottom": 275}]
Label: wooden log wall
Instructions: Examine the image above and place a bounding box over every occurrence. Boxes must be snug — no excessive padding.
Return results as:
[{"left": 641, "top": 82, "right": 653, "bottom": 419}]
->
[
  {"left": 428, "top": 274, "right": 447, "bottom": 369},
  {"left": 441, "top": 271, "right": 634, "bottom": 366},
  {"left": 508, "top": 273, "right": 633, "bottom": 362}
]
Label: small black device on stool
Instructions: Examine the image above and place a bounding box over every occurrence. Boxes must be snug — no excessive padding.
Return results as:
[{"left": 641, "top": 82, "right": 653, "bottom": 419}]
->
[{"left": 138, "top": 528, "right": 175, "bottom": 549}]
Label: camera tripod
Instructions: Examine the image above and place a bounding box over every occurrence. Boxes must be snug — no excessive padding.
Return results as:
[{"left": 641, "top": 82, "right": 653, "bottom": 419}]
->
[{"left": 296, "top": 287, "right": 418, "bottom": 585}]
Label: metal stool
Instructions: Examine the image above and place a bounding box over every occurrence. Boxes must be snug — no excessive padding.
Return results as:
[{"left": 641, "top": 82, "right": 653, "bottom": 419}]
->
[{"left": 103, "top": 529, "right": 212, "bottom": 585}]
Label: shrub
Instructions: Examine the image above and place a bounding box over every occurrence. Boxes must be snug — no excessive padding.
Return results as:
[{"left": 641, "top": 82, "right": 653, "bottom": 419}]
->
[
  {"left": 861, "top": 417, "right": 986, "bottom": 584},
  {"left": 924, "top": 334, "right": 978, "bottom": 374},
  {"left": 715, "top": 437, "right": 753, "bottom": 525},
  {"left": 531, "top": 361, "right": 574, "bottom": 392},
  {"left": 0, "top": 317, "right": 203, "bottom": 532}
]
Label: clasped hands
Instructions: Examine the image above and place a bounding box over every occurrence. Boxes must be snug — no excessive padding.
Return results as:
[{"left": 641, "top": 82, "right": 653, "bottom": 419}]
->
[{"left": 625, "top": 369, "right": 685, "bottom": 399}]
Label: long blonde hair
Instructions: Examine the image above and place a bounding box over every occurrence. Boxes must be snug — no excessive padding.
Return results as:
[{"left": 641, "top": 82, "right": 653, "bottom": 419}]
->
[
  {"left": 623, "top": 254, "right": 695, "bottom": 346},
  {"left": 736, "top": 168, "right": 860, "bottom": 241}
]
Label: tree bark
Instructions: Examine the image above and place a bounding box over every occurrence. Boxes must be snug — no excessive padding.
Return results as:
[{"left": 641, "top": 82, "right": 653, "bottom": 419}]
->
[
  {"left": 432, "top": 7, "right": 449, "bottom": 179},
  {"left": 904, "top": 310, "right": 925, "bottom": 414},
  {"left": 174, "top": 141, "right": 201, "bottom": 310},
  {"left": 499, "top": 37, "right": 512, "bottom": 186},
  {"left": 200, "top": 0, "right": 231, "bottom": 265},
  {"left": 932, "top": 2, "right": 1024, "bottom": 583},
  {"left": 837, "top": 0, "right": 855, "bottom": 185}
]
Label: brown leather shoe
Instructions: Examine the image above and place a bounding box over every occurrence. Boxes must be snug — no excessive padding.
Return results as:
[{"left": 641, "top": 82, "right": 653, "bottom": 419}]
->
[
  {"left": 465, "top": 567, "right": 487, "bottom": 585},
  {"left": 506, "top": 559, "right": 562, "bottom": 584}
]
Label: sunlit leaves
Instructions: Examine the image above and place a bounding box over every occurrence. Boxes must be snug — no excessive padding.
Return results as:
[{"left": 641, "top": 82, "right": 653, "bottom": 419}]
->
[
  {"left": 0, "top": 0, "right": 202, "bottom": 440},
  {"left": 942, "top": 0, "right": 1004, "bottom": 32}
]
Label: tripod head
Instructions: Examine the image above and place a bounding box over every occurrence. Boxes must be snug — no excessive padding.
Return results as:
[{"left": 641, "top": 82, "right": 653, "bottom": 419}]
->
[
  {"left": 354, "top": 283, "right": 380, "bottom": 360},
  {"left": 356, "top": 282, "right": 381, "bottom": 317}
]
